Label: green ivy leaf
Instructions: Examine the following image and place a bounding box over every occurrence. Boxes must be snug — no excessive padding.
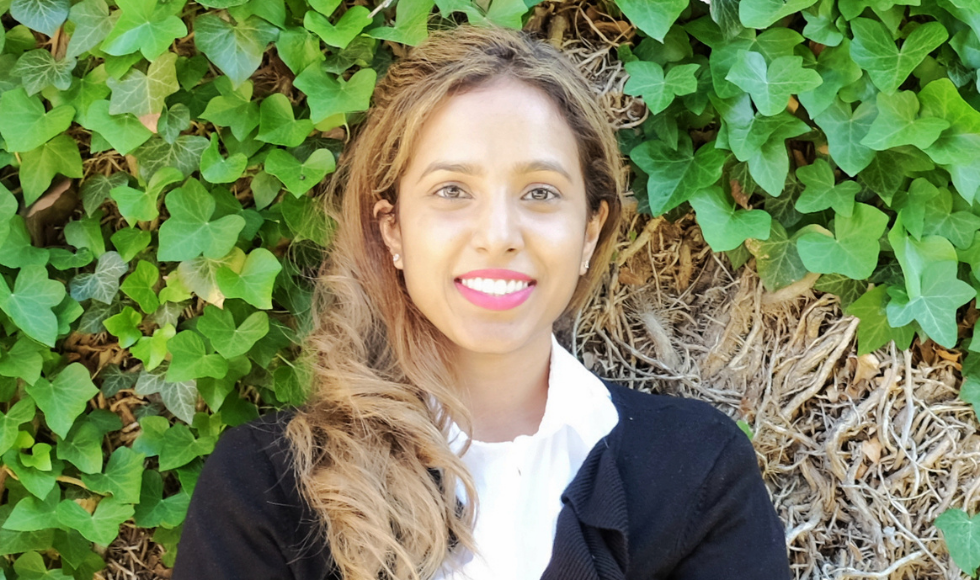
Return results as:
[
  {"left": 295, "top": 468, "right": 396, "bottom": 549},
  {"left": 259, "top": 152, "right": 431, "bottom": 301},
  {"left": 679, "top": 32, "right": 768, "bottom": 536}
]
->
[
  {"left": 920, "top": 183, "right": 980, "bottom": 248},
  {"left": 110, "top": 185, "right": 157, "bottom": 226},
  {"left": 80, "top": 100, "right": 154, "bottom": 156},
  {"left": 132, "top": 135, "right": 209, "bottom": 182},
  {"left": 250, "top": 170, "right": 281, "bottom": 209},
  {"left": 68, "top": 251, "right": 126, "bottom": 305},
  {"left": 795, "top": 159, "right": 861, "bottom": 217},
  {"left": 56, "top": 415, "right": 110, "bottom": 474},
  {"left": 256, "top": 93, "right": 314, "bottom": 147},
  {"left": 860, "top": 90, "right": 950, "bottom": 151},
  {"left": 133, "top": 470, "right": 190, "bottom": 528},
  {"left": 198, "top": 354, "right": 249, "bottom": 411},
  {"left": 103, "top": 306, "right": 142, "bottom": 348},
  {"left": 81, "top": 447, "right": 145, "bottom": 504},
  {"left": 616, "top": 0, "right": 686, "bottom": 42},
  {"left": 0, "top": 184, "right": 16, "bottom": 248},
  {"left": 304, "top": 5, "right": 372, "bottom": 50},
  {"left": 629, "top": 135, "right": 725, "bottom": 215},
  {"left": 10, "top": 0, "right": 70, "bottom": 36},
  {"left": 726, "top": 51, "right": 822, "bottom": 117},
  {"left": 935, "top": 508, "right": 980, "bottom": 577},
  {"left": 19, "top": 134, "right": 84, "bottom": 206},
  {"left": 158, "top": 178, "right": 246, "bottom": 261},
  {"left": 215, "top": 248, "right": 282, "bottom": 309},
  {"left": 918, "top": 78, "right": 980, "bottom": 200},
  {"left": 98, "top": 364, "right": 138, "bottom": 397},
  {"left": 199, "top": 134, "right": 248, "bottom": 184},
  {"left": 797, "top": 39, "right": 863, "bottom": 118},
  {"left": 166, "top": 331, "right": 228, "bottom": 383},
  {"left": 624, "top": 61, "right": 699, "bottom": 115},
  {"left": 63, "top": 214, "right": 106, "bottom": 258},
  {"left": 264, "top": 148, "right": 336, "bottom": 196},
  {"left": 66, "top": 0, "right": 114, "bottom": 59},
  {"left": 200, "top": 77, "right": 260, "bottom": 141},
  {"left": 158, "top": 102, "right": 191, "bottom": 144},
  {"left": 158, "top": 423, "right": 216, "bottom": 471},
  {"left": 24, "top": 363, "right": 98, "bottom": 439},
  {"left": 293, "top": 65, "right": 376, "bottom": 124},
  {"left": 175, "top": 249, "right": 246, "bottom": 305},
  {"left": 130, "top": 323, "right": 176, "bottom": 371},
  {"left": 80, "top": 173, "right": 129, "bottom": 217},
  {"left": 110, "top": 227, "right": 152, "bottom": 262},
  {"left": 739, "top": 0, "right": 818, "bottom": 28},
  {"left": 796, "top": 202, "right": 889, "bottom": 279},
  {"left": 961, "top": 374, "right": 980, "bottom": 419},
  {"left": 813, "top": 97, "right": 877, "bottom": 177},
  {"left": 135, "top": 368, "right": 201, "bottom": 424},
  {"left": 0, "top": 337, "right": 44, "bottom": 386},
  {"left": 801, "top": 0, "right": 843, "bottom": 46},
  {"left": 364, "top": 0, "right": 433, "bottom": 46},
  {"left": 11, "top": 50, "right": 76, "bottom": 96},
  {"left": 689, "top": 185, "right": 772, "bottom": 251},
  {"left": 2, "top": 448, "right": 65, "bottom": 499},
  {"left": 887, "top": 261, "right": 975, "bottom": 348},
  {"left": 197, "top": 305, "right": 269, "bottom": 359},
  {"left": 107, "top": 52, "right": 180, "bottom": 118},
  {"left": 0, "top": 87, "right": 75, "bottom": 153},
  {"left": 746, "top": 222, "right": 809, "bottom": 291},
  {"left": 3, "top": 487, "right": 61, "bottom": 534},
  {"left": 12, "top": 550, "right": 74, "bottom": 579},
  {"left": 849, "top": 18, "right": 948, "bottom": 94},
  {"left": 0, "top": 216, "right": 51, "bottom": 269},
  {"left": 713, "top": 93, "right": 810, "bottom": 196},
  {"left": 100, "top": 0, "right": 188, "bottom": 60},
  {"left": 0, "top": 265, "right": 67, "bottom": 347},
  {"left": 194, "top": 13, "right": 279, "bottom": 88},
  {"left": 55, "top": 497, "right": 133, "bottom": 546},
  {"left": 120, "top": 260, "right": 160, "bottom": 314},
  {"left": 845, "top": 284, "right": 916, "bottom": 355},
  {"left": 0, "top": 398, "right": 36, "bottom": 456}
]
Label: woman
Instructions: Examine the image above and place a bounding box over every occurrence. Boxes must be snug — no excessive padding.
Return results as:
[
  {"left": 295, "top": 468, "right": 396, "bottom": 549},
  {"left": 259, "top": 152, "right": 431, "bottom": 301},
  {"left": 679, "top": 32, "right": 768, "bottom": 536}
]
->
[{"left": 173, "top": 24, "right": 791, "bottom": 580}]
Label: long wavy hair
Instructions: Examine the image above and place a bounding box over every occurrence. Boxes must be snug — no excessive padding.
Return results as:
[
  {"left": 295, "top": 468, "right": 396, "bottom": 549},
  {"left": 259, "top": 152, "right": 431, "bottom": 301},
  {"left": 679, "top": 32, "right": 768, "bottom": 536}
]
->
[{"left": 284, "top": 22, "right": 627, "bottom": 580}]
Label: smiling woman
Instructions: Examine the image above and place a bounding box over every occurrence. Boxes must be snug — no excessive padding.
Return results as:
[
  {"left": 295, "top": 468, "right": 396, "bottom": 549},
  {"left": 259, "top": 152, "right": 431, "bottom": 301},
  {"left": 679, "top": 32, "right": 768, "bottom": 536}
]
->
[{"left": 172, "top": 23, "right": 791, "bottom": 580}]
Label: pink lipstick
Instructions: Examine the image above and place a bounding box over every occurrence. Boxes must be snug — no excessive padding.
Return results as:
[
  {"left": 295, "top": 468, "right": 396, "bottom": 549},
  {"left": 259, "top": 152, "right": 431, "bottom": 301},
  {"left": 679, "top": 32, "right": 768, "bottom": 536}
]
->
[{"left": 454, "top": 269, "right": 536, "bottom": 311}]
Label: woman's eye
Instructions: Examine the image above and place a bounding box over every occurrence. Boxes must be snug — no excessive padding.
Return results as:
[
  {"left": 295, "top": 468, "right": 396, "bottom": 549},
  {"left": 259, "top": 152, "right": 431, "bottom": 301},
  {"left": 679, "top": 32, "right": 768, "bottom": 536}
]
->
[
  {"left": 435, "top": 184, "right": 468, "bottom": 199},
  {"left": 525, "top": 187, "right": 559, "bottom": 201}
]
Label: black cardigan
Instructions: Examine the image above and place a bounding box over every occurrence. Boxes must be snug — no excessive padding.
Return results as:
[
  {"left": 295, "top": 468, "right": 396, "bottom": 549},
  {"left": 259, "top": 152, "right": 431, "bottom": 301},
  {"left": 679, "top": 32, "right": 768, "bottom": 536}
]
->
[{"left": 172, "top": 380, "right": 792, "bottom": 579}]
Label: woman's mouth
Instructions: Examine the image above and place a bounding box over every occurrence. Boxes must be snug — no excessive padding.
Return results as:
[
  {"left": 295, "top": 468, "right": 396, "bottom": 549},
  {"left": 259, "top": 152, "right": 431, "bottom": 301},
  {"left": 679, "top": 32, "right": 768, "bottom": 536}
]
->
[
  {"left": 457, "top": 277, "right": 532, "bottom": 296},
  {"left": 454, "top": 270, "right": 536, "bottom": 310}
]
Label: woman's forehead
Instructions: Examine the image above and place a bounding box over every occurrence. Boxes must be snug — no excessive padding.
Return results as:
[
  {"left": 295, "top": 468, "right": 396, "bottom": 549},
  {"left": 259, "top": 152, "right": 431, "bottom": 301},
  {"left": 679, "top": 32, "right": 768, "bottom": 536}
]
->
[{"left": 403, "top": 79, "right": 581, "bottom": 183}]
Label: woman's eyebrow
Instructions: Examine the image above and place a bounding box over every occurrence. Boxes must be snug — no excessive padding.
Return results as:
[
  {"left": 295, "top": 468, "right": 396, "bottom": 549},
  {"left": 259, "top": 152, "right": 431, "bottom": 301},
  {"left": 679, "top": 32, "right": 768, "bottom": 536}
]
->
[{"left": 417, "top": 160, "right": 573, "bottom": 184}]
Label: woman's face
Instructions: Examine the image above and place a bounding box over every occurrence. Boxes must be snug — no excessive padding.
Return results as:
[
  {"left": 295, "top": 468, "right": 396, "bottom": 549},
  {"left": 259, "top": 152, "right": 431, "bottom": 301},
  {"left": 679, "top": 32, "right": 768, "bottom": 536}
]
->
[{"left": 376, "top": 76, "right": 608, "bottom": 357}]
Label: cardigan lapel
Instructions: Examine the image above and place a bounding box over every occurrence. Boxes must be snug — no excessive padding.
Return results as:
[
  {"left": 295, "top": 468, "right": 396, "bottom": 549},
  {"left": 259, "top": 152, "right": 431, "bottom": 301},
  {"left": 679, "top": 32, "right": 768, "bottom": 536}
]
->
[{"left": 539, "top": 400, "right": 629, "bottom": 580}]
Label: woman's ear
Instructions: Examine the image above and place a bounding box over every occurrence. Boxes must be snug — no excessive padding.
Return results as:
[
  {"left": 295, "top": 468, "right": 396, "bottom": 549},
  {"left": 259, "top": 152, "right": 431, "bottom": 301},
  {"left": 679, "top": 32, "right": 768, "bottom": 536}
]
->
[
  {"left": 581, "top": 200, "right": 609, "bottom": 276},
  {"left": 373, "top": 199, "right": 404, "bottom": 270}
]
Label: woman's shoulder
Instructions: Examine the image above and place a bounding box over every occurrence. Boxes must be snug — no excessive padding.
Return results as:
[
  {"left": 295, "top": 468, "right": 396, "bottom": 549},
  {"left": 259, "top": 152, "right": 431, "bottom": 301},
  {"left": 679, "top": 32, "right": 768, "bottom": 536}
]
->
[
  {"left": 175, "top": 407, "right": 334, "bottom": 578},
  {"left": 600, "top": 379, "right": 748, "bottom": 454}
]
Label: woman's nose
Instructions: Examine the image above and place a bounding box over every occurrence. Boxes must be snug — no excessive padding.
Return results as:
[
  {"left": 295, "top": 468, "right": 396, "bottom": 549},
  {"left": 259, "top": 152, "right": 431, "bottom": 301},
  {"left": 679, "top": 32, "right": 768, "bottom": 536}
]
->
[{"left": 473, "top": 189, "right": 523, "bottom": 255}]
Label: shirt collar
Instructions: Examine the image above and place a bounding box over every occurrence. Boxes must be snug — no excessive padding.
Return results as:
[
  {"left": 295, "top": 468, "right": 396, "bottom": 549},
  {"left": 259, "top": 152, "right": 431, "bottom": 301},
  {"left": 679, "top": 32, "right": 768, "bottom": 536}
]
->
[{"left": 446, "top": 332, "right": 614, "bottom": 450}]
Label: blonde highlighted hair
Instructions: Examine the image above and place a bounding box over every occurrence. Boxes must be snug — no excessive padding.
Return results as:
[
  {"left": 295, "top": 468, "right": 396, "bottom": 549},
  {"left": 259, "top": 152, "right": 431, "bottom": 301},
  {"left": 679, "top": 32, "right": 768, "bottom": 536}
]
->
[{"left": 285, "top": 22, "right": 627, "bottom": 580}]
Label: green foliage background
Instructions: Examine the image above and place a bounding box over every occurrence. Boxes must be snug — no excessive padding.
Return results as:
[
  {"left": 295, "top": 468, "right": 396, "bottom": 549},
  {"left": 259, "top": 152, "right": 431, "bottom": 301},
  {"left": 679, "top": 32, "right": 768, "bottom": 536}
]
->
[{"left": 2, "top": 0, "right": 980, "bottom": 576}]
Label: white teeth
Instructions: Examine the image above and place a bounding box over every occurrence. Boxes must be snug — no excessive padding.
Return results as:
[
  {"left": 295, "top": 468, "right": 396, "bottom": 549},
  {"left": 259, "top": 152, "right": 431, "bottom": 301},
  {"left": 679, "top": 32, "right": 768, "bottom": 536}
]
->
[{"left": 460, "top": 277, "right": 531, "bottom": 296}]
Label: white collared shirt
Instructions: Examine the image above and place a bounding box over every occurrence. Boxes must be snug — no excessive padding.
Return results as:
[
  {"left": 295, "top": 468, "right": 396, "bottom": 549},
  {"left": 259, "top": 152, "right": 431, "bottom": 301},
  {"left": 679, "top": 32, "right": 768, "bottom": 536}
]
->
[{"left": 433, "top": 333, "right": 620, "bottom": 580}]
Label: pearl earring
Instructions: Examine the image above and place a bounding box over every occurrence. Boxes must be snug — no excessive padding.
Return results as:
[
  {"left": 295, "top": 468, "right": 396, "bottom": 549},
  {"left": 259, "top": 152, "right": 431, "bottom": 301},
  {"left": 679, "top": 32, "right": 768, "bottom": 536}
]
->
[
  {"left": 393, "top": 253, "right": 400, "bottom": 263},
  {"left": 583, "top": 258, "right": 590, "bottom": 270}
]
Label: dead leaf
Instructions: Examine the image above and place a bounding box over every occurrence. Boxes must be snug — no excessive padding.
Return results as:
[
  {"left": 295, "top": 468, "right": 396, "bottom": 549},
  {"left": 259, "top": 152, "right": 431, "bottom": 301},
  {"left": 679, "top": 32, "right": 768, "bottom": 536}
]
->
[
  {"left": 862, "top": 437, "right": 882, "bottom": 464},
  {"left": 852, "top": 353, "right": 880, "bottom": 385},
  {"left": 730, "top": 178, "right": 750, "bottom": 209},
  {"left": 139, "top": 112, "right": 161, "bottom": 133}
]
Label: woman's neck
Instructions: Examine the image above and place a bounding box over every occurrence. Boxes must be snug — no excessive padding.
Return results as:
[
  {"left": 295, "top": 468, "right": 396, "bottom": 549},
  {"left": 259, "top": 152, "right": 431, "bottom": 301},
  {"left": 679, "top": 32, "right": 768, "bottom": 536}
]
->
[{"left": 453, "top": 330, "right": 553, "bottom": 443}]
